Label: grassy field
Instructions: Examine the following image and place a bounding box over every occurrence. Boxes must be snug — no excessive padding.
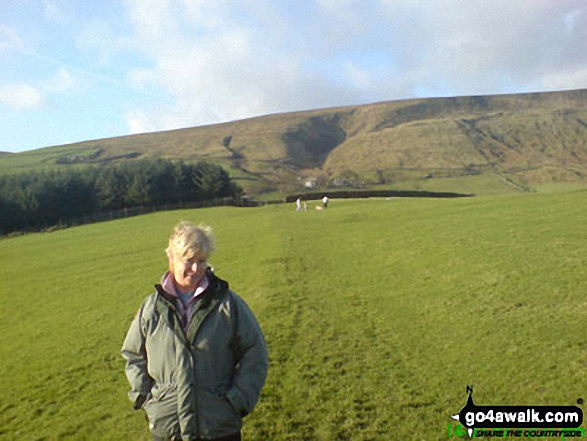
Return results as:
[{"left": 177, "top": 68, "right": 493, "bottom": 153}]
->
[
  {"left": 0, "top": 145, "right": 101, "bottom": 175},
  {"left": 1, "top": 191, "right": 586, "bottom": 440}
]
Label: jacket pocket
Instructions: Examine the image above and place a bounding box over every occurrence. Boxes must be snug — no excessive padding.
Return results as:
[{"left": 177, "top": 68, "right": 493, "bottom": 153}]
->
[
  {"left": 144, "top": 384, "right": 180, "bottom": 438},
  {"left": 198, "top": 386, "right": 242, "bottom": 435}
]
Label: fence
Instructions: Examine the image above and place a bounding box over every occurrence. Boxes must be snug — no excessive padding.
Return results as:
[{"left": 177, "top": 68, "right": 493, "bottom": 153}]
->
[{"left": 284, "top": 189, "right": 474, "bottom": 203}]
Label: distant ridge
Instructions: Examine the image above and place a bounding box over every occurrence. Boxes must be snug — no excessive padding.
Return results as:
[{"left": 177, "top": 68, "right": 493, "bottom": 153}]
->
[{"left": 2, "top": 88, "right": 587, "bottom": 195}]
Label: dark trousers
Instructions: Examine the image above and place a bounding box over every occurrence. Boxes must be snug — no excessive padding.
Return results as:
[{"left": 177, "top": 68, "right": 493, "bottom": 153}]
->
[{"left": 153, "top": 433, "right": 241, "bottom": 441}]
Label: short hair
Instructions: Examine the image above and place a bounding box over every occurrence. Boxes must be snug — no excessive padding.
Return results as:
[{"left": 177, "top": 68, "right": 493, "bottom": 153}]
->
[{"left": 166, "top": 221, "right": 216, "bottom": 261}]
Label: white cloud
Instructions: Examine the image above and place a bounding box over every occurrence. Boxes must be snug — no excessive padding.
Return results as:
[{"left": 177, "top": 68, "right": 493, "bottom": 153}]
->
[
  {"left": 0, "top": 24, "right": 24, "bottom": 53},
  {"left": 125, "top": 109, "right": 153, "bottom": 135},
  {"left": 563, "top": 7, "right": 585, "bottom": 34},
  {"left": 123, "top": 0, "right": 179, "bottom": 50},
  {"left": 344, "top": 62, "right": 373, "bottom": 90},
  {"left": 378, "top": 0, "right": 587, "bottom": 96},
  {"left": 75, "top": 20, "right": 132, "bottom": 66},
  {"left": 43, "top": 0, "right": 74, "bottom": 23},
  {"left": 540, "top": 67, "right": 587, "bottom": 91},
  {"left": 0, "top": 83, "right": 44, "bottom": 110},
  {"left": 43, "top": 67, "right": 77, "bottom": 93},
  {"left": 127, "top": 68, "right": 158, "bottom": 91},
  {"left": 0, "top": 68, "right": 79, "bottom": 111}
]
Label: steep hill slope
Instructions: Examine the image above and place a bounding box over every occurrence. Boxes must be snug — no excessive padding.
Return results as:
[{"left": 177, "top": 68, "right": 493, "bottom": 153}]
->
[
  {"left": 2, "top": 89, "right": 587, "bottom": 196},
  {"left": 326, "top": 91, "right": 587, "bottom": 179}
]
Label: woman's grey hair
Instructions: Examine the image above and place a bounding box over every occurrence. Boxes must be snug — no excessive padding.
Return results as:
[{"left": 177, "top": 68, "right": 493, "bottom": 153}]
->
[{"left": 166, "top": 221, "right": 216, "bottom": 261}]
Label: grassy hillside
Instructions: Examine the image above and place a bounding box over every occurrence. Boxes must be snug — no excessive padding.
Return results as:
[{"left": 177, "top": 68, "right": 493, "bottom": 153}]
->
[
  {"left": 1, "top": 90, "right": 587, "bottom": 197},
  {"left": 1, "top": 191, "right": 586, "bottom": 440}
]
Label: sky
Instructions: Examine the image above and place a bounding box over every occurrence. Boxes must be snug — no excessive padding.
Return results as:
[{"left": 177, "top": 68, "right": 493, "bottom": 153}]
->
[{"left": 1, "top": 0, "right": 587, "bottom": 153}]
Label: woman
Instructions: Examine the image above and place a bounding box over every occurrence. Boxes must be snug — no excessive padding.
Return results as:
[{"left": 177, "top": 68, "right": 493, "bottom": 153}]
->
[{"left": 122, "top": 221, "right": 268, "bottom": 441}]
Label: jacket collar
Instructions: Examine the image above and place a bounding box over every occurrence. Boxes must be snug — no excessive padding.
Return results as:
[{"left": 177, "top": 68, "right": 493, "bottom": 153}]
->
[
  {"left": 160, "top": 271, "right": 209, "bottom": 299},
  {"left": 155, "top": 268, "right": 228, "bottom": 305}
]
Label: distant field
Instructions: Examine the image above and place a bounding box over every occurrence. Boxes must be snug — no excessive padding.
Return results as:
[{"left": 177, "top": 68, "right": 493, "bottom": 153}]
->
[
  {"left": 1, "top": 191, "right": 586, "bottom": 440},
  {"left": 0, "top": 145, "right": 102, "bottom": 174}
]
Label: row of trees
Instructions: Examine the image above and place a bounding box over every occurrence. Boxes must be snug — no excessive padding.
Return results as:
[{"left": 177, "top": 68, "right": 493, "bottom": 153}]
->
[{"left": 0, "top": 159, "right": 242, "bottom": 235}]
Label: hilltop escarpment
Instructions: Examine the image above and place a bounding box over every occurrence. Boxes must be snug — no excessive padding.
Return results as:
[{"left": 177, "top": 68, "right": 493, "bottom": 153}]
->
[{"left": 3, "top": 88, "right": 587, "bottom": 194}]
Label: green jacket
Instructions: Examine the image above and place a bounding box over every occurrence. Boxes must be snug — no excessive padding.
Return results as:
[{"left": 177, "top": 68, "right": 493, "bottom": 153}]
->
[{"left": 121, "top": 270, "right": 268, "bottom": 440}]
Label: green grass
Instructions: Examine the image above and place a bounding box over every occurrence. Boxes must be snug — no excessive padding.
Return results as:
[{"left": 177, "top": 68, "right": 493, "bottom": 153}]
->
[
  {"left": 1, "top": 192, "right": 586, "bottom": 440},
  {"left": 0, "top": 145, "right": 102, "bottom": 174}
]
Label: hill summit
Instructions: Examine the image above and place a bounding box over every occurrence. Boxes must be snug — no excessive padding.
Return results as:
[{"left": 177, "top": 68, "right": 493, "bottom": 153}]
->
[{"left": 4, "top": 89, "right": 587, "bottom": 196}]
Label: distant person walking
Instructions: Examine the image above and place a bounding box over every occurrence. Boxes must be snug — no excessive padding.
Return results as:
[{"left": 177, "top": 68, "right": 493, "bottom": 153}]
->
[
  {"left": 122, "top": 221, "right": 268, "bottom": 441},
  {"left": 296, "top": 197, "right": 302, "bottom": 212},
  {"left": 322, "top": 196, "right": 329, "bottom": 209}
]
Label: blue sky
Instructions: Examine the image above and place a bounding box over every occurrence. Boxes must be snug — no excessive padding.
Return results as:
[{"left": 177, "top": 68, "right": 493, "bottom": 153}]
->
[{"left": 1, "top": 0, "right": 587, "bottom": 153}]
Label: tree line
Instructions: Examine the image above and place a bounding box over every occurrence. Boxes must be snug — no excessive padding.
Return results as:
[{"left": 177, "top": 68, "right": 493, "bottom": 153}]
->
[{"left": 0, "top": 159, "right": 242, "bottom": 235}]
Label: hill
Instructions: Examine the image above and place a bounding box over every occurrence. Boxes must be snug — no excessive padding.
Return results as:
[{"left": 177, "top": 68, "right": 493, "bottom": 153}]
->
[{"left": 2, "top": 89, "right": 587, "bottom": 196}]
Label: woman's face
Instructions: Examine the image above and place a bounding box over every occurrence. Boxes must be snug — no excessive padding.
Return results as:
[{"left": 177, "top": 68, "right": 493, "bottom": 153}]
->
[{"left": 169, "top": 252, "right": 207, "bottom": 293}]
